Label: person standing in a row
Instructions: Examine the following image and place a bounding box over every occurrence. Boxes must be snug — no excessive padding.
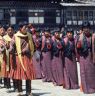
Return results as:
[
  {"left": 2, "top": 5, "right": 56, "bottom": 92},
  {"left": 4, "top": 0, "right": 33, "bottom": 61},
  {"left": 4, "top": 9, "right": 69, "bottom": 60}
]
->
[
  {"left": 51, "top": 29, "right": 64, "bottom": 86},
  {"left": 41, "top": 29, "right": 53, "bottom": 82},
  {"left": 2, "top": 25, "right": 14, "bottom": 89},
  {"left": 63, "top": 29, "right": 79, "bottom": 89},
  {"left": 9, "top": 23, "right": 35, "bottom": 96},
  {"left": 0, "top": 26, "right": 6, "bottom": 87},
  {"left": 77, "top": 22, "right": 95, "bottom": 94},
  {"left": 32, "top": 29, "right": 42, "bottom": 79}
]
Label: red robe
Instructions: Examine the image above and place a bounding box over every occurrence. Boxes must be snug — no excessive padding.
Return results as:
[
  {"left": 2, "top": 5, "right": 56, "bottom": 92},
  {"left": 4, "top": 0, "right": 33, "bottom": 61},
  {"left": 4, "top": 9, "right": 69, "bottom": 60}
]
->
[{"left": 9, "top": 33, "right": 35, "bottom": 80}]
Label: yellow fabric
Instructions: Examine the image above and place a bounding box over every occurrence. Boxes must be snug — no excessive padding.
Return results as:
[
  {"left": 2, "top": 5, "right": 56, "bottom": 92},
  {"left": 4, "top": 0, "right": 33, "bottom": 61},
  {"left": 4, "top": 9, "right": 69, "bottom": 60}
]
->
[
  {"left": 3, "top": 34, "right": 12, "bottom": 71},
  {"left": 0, "top": 36, "right": 2, "bottom": 39},
  {"left": 27, "top": 32, "right": 34, "bottom": 56},
  {"left": 3, "top": 34, "right": 11, "bottom": 42},
  {"left": 15, "top": 31, "right": 34, "bottom": 71},
  {"left": 0, "top": 54, "right": 3, "bottom": 70}
]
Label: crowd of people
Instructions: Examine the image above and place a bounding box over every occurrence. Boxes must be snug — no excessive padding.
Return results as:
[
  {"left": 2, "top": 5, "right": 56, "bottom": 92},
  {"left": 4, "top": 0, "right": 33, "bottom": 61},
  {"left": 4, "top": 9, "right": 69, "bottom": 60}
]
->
[{"left": 0, "top": 21, "right": 95, "bottom": 96}]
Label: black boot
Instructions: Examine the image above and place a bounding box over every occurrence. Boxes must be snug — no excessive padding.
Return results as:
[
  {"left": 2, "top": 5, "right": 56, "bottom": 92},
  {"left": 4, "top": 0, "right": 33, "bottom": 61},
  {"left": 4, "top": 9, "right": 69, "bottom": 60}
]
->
[
  {"left": 26, "top": 80, "right": 32, "bottom": 96},
  {"left": 13, "top": 79, "right": 18, "bottom": 91},
  {"left": 17, "top": 80, "right": 23, "bottom": 96},
  {"left": 6, "top": 78, "right": 11, "bottom": 89},
  {"left": 4, "top": 78, "right": 7, "bottom": 88},
  {"left": 0, "top": 78, "right": 2, "bottom": 84}
]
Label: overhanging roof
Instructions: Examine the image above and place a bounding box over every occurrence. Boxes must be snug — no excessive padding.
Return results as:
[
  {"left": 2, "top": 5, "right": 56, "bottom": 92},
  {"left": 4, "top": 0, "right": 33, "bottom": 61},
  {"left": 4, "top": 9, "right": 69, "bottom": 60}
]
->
[
  {"left": 60, "top": 2, "right": 95, "bottom": 6},
  {"left": 0, "top": 1, "right": 60, "bottom": 8}
]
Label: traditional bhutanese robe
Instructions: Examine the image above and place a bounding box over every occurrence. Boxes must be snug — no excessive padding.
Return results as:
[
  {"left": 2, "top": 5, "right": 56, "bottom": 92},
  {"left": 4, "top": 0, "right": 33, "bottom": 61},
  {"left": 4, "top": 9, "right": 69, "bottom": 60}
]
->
[
  {"left": 64, "top": 37, "right": 79, "bottom": 89},
  {"left": 32, "top": 37, "right": 42, "bottom": 79},
  {"left": 41, "top": 36, "right": 53, "bottom": 82},
  {"left": 0, "top": 36, "right": 6, "bottom": 77},
  {"left": 51, "top": 38, "right": 64, "bottom": 86},
  {"left": 9, "top": 31, "right": 35, "bottom": 80},
  {"left": 2, "top": 34, "right": 12, "bottom": 77},
  {"left": 77, "top": 33, "right": 95, "bottom": 94}
]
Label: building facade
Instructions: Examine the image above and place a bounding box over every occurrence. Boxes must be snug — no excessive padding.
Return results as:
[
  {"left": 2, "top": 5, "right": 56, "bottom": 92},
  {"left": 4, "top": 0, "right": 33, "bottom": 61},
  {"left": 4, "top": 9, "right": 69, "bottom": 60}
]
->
[
  {"left": 0, "top": 0, "right": 95, "bottom": 30},
  {"left": 0, "top": 0, "right": 61, "bottom": 28},
  {"left": 61, "top": 0, "right": 95, "bottom": 30}
]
